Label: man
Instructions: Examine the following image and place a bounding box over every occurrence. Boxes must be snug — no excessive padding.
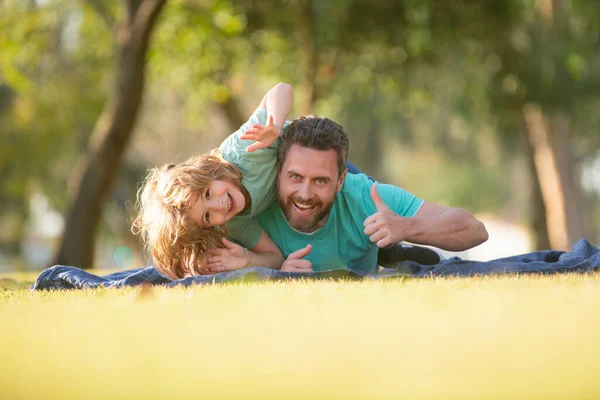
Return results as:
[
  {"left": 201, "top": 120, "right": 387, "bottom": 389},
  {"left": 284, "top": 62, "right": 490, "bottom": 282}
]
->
[{"left": 258, "top": 115, "right": 489, "bottom": 273}]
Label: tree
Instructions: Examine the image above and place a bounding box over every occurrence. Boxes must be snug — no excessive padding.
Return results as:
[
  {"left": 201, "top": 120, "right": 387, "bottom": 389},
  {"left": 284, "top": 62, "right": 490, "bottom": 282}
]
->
[
  {"left": 487, "top": 0, "right": 600, "bottom": 249},
  {"left": 52, "top": 0, "right": 167, "bottom": 268}
]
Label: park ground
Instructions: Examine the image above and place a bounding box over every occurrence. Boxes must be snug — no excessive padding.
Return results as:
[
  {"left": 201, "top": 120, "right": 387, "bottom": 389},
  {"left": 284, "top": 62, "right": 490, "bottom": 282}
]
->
[{"left": 1, "top": 271, "right": 599, "bottom": 399}]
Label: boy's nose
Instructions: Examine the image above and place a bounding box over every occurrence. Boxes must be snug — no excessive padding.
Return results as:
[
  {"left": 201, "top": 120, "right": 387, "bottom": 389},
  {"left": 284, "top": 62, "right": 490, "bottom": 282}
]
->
[{"left": 214, "top": 196, "right": 227, "bottom": 213}]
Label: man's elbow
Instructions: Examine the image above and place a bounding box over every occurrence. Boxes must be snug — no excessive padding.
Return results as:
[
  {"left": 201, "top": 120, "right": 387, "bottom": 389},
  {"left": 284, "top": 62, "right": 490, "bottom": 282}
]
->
[
  {"left": 452, "top": 210, "right": 488, "bottom": 250},
  {"left": 468, "top": 217, "right": 488, "bottom": 248},
  {"left": 477, "top": 219, "right": 489, "bottom": 244}
]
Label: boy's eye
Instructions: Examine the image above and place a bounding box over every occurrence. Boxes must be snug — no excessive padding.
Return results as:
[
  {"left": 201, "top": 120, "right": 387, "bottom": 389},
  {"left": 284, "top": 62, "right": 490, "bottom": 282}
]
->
[
  {"left": 206, "top": 189, "right": 211, "bottom": 199},
  {"left": 205, "top": 212, "right": 210, "bottom": 224}
]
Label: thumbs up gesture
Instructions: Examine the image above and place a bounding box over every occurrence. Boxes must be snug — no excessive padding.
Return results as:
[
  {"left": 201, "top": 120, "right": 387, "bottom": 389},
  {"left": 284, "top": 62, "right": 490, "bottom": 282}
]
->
[
  {"left": 364, "top": 184, "right": 405, "bottom": 248},
  {"left": 280, "top": 244, "right": 314, "bottom": 272}
]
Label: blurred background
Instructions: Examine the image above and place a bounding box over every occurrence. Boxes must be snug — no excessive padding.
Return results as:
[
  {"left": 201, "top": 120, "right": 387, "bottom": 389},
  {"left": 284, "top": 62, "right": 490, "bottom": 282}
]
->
[{"left": 1, "top": 0, "right": 599, "bottom": 272}]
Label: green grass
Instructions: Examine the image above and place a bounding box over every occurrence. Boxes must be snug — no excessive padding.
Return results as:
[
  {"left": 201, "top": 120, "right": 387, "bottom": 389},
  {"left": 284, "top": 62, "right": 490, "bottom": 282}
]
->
[{"left": 1, "top": 272, "right": 600, "bottom": 399}]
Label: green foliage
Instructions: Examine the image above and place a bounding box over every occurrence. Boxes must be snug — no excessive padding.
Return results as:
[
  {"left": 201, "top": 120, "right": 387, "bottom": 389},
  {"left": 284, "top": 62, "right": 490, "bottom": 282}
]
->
[{"left": 1, "top": 0, "right": 600, "bottom": 265}]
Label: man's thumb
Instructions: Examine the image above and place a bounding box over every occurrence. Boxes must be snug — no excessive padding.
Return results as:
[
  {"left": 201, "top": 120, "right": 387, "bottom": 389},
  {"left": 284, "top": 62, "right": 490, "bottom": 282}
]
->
[
  {"left": 370, "top": 184, "right": 389, "bottom": 211},
  {"left": 288, "top": 244, "right": 312, "bottom": 260}
]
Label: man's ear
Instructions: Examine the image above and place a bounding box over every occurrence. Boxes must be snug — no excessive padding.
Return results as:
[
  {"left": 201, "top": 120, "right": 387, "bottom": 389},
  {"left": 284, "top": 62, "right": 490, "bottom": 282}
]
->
[{"left": 337, "top": 168, "right": 348, "bottom": 193}]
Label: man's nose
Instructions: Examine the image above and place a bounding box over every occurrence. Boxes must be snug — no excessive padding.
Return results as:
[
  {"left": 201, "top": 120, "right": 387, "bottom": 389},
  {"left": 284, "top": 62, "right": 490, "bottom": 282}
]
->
[{"left": 297, "top": 181, "right": 313, "bottom": 199}]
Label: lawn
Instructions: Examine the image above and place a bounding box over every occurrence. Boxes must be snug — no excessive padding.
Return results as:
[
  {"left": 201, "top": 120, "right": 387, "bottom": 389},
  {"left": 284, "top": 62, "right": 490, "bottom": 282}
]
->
[{"left": 1, "top": 271, "right": 599, "bottom": 399}]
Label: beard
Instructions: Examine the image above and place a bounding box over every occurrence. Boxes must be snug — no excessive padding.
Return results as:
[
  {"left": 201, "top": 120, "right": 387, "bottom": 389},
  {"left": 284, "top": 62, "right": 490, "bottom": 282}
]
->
[{"left": 279, "top": 192, "right": 335, "bottom": 233}]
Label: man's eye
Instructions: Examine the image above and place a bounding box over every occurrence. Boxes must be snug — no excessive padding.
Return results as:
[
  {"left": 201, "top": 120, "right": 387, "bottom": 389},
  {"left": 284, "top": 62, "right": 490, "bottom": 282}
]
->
[
  {"left": 316, "top": 178, "right": 326, "bottom": 185},
  {"left": 291, "top": 174, "right": 300, "bottom": 180}
]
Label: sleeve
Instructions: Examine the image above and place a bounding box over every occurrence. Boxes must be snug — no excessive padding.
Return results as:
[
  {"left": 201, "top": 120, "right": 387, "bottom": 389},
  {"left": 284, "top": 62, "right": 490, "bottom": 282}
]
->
[
  {"left": 360, "top": 177, "right": 423, "bottom": 218},
  {"left": 219, "top": 107, "right": 290, "bottom": 181},
  {"left": 226, "top": 216, "right": 264, "bottom": 249},
  {"left": 219, "top": 107, "right": 292, "bottom": 156},
  {"left": 377, "top": 183, "right": 423, "bottom": 217},
  {"left": 219, "top": 107, "right": 269, "bottom": 156}
]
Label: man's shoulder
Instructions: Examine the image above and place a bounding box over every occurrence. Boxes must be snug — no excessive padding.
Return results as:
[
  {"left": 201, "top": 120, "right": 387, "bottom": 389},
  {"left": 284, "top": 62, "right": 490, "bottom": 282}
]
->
[
  {"left": 341, "top": 172, "right": 371, "bottom": 194},
  {"left": 335, "top": 173, "right": 377, "bottom": 217}
]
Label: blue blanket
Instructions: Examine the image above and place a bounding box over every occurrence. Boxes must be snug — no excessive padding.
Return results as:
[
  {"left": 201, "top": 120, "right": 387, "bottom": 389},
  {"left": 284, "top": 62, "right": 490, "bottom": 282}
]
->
[{"left": 31, "top": 239, "right": 600, "bottom": 290}]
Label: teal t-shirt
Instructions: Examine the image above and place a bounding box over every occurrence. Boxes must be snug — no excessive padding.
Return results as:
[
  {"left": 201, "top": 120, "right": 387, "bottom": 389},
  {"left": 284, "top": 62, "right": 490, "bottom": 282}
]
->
[
  {"left": 219, "top": 107, "right": 290, "bottom": 249},
  {"left": 257, "top": 173, "right": 424, "bottom": 272}
]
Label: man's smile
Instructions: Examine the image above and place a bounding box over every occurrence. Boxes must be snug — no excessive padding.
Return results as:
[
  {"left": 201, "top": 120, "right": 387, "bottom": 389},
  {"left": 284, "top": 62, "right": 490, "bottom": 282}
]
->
[{"left": 292, "top": 200, "right": 317, "bottom": 214}]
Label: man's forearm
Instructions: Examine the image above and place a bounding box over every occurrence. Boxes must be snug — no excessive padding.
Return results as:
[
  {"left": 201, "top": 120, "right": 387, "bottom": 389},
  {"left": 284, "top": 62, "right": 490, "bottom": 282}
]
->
[{"left": 404, "top": 208, "right": 488, "bottom": 251}]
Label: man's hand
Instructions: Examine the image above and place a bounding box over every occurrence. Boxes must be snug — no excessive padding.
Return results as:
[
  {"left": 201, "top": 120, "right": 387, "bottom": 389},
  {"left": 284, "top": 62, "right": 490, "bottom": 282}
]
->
[
  {"left": 240, "top": 115, "right": 281, "bottom": 153},
  {"left": 280, "top": 245, "right": 313, "bottom": 273},
  {"left": 206, "top": 237, "right": 249, "bottom": 273},
  {"left": 364, "top": 184, "right": 407, "bottom": 248}
]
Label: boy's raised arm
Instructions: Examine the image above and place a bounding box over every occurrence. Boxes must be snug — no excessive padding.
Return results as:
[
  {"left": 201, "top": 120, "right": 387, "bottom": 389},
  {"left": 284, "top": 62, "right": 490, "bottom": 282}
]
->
[
  {"left": 264, "top": 82, "right": 293, "bottom": 132},
  {"left": 240, "top": 83, "right": 293, "bottom": 152}
]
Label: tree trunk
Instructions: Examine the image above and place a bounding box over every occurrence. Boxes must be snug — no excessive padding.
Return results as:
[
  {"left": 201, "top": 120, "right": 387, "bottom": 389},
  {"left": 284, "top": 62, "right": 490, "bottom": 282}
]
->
[
  {"left": 522, "top": 103, "right": 584, "bottom": 250},
  {"left": 522, "top": 103, "right": 567, "bottom": 250},
  {"left": 550, "top": 111, "right": 585, "bottom": 246},
  {"left": 51, "top": 0, "right": 167, "bottom": 269},
  {"left": 521, "top": 125, "right": 551, "bottom": 250},
  {"left": 298, "top": 0, "right": 317, "bottom": 115}
]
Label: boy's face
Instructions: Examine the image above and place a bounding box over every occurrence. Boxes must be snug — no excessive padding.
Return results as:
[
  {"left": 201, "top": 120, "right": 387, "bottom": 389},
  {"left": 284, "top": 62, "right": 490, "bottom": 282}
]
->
[{"left": 188, "top": 179, "right": 246, "bottom": 227}]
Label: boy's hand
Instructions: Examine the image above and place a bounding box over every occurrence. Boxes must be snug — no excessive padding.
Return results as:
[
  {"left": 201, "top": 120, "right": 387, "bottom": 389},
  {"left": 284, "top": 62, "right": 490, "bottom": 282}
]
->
[
  {"left": 206, "top": 237, "right": 249, "bottom": 273},
  {"left": 240, "top": 115, "right": 281, "bottom": 152}
]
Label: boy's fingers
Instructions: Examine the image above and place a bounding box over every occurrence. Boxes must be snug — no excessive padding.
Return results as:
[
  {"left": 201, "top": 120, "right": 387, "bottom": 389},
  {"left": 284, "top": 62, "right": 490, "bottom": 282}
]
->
[
  {"left": 246, "top": 143, "right": 265, "bottom": 153},
  {"left": 240, "top": 134, "right": 257, "bottom": 141},
  {"left": 206, "top": 256, "right": 222, "bottom": 264},
  {"left": 208, "top": 248, "right": 228, "bottom": 257},
  {"left": 221, "top": 237, "right": 237, "bottom": 249}
]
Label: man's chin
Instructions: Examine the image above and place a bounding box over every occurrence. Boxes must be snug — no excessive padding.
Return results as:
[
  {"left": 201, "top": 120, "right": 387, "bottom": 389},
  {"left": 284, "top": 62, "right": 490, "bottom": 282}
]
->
[{"left": 285, "top": 211, "right": 319, "bottom": 233}]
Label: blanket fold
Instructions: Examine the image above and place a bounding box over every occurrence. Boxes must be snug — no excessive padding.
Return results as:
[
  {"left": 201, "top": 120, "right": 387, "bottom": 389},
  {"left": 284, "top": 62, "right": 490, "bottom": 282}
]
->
[{"left": 31, "top": 239, "right": 600, "bottom": 290}]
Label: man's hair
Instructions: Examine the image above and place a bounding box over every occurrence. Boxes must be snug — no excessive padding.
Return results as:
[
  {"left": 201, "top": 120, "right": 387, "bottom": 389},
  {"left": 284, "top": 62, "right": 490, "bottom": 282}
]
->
[
  {"left": 278, "top": 115, "right": 349, "bottom": 176},
  {"left": 131, "top": 149, "right": 242, "bottom": 279}
]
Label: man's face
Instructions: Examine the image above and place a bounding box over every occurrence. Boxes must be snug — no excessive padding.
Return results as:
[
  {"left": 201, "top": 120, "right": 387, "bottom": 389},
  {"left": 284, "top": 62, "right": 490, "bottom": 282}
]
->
[{"left": 277, "top": 144, "right": 347, "bottom": 232}]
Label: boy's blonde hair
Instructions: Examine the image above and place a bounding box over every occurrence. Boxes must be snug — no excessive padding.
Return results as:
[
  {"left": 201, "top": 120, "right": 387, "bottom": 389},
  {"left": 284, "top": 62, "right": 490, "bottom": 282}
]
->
[{"left": 132, "top": 149, "right": 243, "bottom": 279}]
